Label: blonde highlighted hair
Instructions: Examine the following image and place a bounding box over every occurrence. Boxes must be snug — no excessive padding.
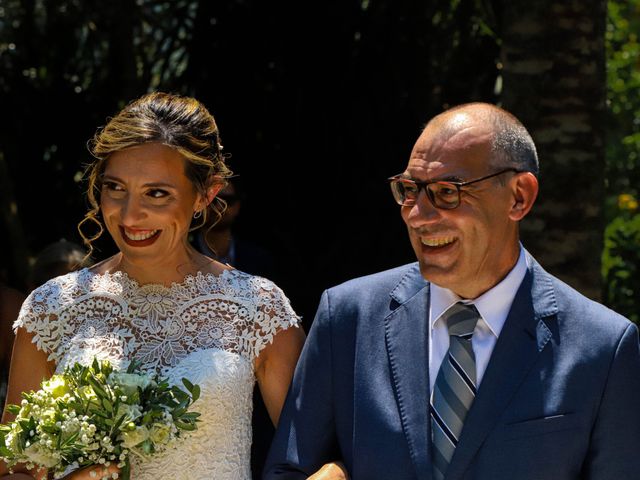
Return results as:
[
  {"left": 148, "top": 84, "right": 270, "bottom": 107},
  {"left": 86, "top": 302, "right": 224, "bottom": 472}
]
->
[{"left": 78, "top": 92, "right": 232, "bottom": 258}]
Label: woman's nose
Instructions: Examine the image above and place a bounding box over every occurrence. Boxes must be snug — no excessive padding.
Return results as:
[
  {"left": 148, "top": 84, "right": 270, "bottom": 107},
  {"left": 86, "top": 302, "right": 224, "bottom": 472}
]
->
[{"left": 120, "top": 196, "right": 147, "bottom": 224}]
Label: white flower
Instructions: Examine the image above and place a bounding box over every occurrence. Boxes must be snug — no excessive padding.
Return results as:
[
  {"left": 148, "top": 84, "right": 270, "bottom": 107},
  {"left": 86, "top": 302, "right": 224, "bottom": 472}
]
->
[
  {"left": 41, "top": 375, "right": 70, "bottom": 398},
  {"left": 115, "top": 403, "right": 142, "bottom": 423},
  {"left": 109, "top": 372, "right": 155, "bottom": 395},
  {"left": 23, "top": 443, "right": 58, "bottom": 468},
  {"left": 120, "top": 426, "right": 149, "bottom": 448},
  {"left": 149, "top": 423, "right": 172, "bottom": 445}
]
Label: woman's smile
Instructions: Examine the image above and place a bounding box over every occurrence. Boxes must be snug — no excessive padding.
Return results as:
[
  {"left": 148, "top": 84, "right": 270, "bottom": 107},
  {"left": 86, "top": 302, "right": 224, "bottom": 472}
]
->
[{"left": 120, "top": 226, "right": 162, "bottom": 246}]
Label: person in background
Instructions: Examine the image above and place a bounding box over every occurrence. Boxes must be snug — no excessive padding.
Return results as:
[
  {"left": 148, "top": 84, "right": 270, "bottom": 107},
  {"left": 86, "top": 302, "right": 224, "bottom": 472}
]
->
[
  {"left": 265, "top": 102, "right": 640, "bottom": 480},
  {"left": 28, "top": 239, "right": 90, "bottom": 291},
  {"left": 194, "top": 178, "right": 277, "bottom": 277}
]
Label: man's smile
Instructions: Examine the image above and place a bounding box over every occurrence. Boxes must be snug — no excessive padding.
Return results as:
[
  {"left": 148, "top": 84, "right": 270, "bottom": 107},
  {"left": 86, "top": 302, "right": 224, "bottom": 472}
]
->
[{"left": 420, "top": 236, "right": 456, "bottom": 248}]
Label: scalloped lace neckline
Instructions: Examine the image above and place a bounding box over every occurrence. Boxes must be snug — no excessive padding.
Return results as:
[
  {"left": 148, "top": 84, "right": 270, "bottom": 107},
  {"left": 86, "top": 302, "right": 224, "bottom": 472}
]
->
[{"left": 83, "top": 267, "right": 240, "bottom": 291}]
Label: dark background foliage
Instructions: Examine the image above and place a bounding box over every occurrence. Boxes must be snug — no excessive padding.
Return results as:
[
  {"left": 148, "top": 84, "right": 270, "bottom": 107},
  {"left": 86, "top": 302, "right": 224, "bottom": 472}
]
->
[
  {"left": 1, "top": 0, "right": 637, "bottom": 324},
  {"left": 0, "top": 0, "right": 499, "bottom": 321}
]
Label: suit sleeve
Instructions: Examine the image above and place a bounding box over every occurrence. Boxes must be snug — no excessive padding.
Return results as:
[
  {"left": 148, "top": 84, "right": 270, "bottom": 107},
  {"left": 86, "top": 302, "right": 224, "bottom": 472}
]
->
[
  {"left": 263, "top": 290, "right": 342, "bottom": 479},
  {"left": 583, "top": 322, "right": 640, "bottom": 479}
]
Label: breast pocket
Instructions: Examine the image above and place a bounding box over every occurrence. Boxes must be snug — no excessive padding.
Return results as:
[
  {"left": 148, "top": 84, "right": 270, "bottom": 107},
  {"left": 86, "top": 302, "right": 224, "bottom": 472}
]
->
[{"left": 499, "top": 413, "right": 580, "bottom": 440}]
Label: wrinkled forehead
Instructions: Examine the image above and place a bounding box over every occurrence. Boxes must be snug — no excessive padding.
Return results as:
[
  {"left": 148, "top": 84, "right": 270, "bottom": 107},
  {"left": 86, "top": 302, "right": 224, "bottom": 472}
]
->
[{"left": 408, "top": 114, "right": 494, "bottom": 177}]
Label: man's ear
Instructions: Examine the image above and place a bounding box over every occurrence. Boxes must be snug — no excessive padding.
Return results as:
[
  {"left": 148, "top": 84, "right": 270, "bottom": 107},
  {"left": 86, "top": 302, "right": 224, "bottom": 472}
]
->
[{"left": 508, "top": 172, "right": 538, "bottom": 221}]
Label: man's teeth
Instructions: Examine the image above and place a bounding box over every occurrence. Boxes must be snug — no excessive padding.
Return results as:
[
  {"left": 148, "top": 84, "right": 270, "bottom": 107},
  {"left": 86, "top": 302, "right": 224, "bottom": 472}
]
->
[
  {"left": 124, "top": 229, "right": 158, "bottom": 241},
  {"left": 421, "top": 237, "right": 455, "bottom": 247}
]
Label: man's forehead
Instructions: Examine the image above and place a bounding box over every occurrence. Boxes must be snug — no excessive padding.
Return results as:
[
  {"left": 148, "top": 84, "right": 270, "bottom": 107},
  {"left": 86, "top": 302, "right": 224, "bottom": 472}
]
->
[
  {"left": 407, "top": 119, "right": 493, "bottom": 180},
  {"left": 414, "top": 119, "right": 492, "bottom": 157}
]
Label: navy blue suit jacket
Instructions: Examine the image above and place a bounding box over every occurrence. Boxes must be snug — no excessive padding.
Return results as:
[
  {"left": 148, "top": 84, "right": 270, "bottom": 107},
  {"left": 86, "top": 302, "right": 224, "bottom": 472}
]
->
[{"left": 265, "top": 254, "right": 640, "bottom": 479}]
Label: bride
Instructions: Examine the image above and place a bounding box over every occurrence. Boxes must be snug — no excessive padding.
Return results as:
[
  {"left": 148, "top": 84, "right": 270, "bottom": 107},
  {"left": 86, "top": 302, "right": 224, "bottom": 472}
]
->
[{"left": 0, "top": 92, "right": 306, "bottom": 480}]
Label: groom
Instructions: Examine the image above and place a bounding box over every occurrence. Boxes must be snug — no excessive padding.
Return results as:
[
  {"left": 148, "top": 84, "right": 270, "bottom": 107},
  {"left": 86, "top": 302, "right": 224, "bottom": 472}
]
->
[{"left": 264, "top": 103, "right": 640, "bottom": 479}]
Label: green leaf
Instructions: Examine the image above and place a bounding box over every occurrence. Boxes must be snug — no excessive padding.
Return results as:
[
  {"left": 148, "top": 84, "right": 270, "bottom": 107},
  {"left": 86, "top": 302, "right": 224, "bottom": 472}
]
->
[
  {"left": 172, "top": 407, "right": 187, "bottom": 418},
  {"left": 40, "top": 424, "right": 60, "bottom": 434},
  {"left": 181, "top": 378, "right": 194, "bottom": 392},
  {"left": 127, "top": 359, "right": 141, "bottom": 374},
  {"left": 179, "top": 412, "right": 201, "bottom": 420},
  {"left": 88, "top": 375, "right": 109, "bottom": 399},
  {"left": 61, "top": 431, "right": 80, "bottom": 447},
  {"left": 171, "top": 388, "right": 189, "bottom": 403},
  {"left": 191, "top": 385, "right": 200, "bottom": 402},
  {"left": 173, "top": 421, "right": 197, "bottom": 431},
  {"left": 89, "top": 408, "right": 111, "bottom": 419},
  {"left": 121, "top": 458, "right": 132, "bottom": 480},
  {"left": 6, "top": 405, "right": 20, "bottom": 415},
  {"left": 0, "top": 446, "right": 13, "bottom": 457},
  {"left": 102, "top": 398, "right": 113, "bottom": 412},
  {"left": 112, "top": 413, "right": 127, "bottom": 433},
  {"left": 141, "top": 439, "right": 154, "bottom": 454}
]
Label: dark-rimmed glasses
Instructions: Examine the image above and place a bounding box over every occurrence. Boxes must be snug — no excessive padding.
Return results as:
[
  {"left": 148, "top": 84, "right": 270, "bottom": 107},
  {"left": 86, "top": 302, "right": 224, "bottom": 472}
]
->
[{"left": 388, "top": 168, "right": 519, "bottom": 209}]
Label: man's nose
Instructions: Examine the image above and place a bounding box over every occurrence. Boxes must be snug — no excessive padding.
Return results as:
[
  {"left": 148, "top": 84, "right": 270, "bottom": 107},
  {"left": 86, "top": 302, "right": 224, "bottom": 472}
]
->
[{"left": 404, "top": 190, "right": 442, "bottom": 226}]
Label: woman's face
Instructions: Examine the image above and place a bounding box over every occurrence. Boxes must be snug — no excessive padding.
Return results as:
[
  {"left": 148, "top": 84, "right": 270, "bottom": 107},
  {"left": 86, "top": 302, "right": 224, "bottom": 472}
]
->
[{"left": 100, "top": 142, "right": 205, "bottom": 266}]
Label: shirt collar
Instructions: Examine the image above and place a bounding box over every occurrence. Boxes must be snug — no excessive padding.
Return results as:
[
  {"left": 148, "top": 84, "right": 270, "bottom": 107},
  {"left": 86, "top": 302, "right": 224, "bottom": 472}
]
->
[{"left": 430, "top": 246, "right": 528, "bottom": 337}]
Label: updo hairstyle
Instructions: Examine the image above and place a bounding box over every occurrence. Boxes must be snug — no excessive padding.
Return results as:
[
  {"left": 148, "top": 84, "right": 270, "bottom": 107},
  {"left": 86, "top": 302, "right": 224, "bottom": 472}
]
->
[{"left": 78, "top": 92, "right": 232, "bottom": 257}]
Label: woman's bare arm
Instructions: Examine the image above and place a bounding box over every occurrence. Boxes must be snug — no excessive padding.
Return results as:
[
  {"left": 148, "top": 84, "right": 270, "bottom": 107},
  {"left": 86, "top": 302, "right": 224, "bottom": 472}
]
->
[{"left": 0, "top": 328, "right": 54, "bottom": 478}]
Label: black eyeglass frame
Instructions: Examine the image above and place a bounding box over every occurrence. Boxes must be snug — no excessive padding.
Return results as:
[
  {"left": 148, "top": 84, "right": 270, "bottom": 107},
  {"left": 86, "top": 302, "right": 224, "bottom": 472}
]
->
[{"left": 387, "top": 168, "right": 521, "bottom": 209}]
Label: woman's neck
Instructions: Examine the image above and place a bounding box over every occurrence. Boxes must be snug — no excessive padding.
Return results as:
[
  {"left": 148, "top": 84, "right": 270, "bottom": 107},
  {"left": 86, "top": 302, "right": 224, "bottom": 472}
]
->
[{"left": 99, "top": 250, "right": 217, "bottom": 286}]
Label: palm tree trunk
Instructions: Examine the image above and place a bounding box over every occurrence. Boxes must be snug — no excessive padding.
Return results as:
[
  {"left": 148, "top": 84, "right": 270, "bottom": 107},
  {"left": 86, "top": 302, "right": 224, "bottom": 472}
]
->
[{"left": 498, "top": 0, "right": 607, "bottom": 300}]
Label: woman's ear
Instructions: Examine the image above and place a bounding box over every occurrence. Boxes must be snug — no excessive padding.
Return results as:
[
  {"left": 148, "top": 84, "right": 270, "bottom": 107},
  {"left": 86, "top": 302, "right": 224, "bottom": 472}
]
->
[
  {"left": 206, "top": 182, "right": 224, "bottom": 205},
  {"left": 508, "top": 172, "right": 538, "bottom": 221},
  {"left": 196, "top": 178, "right": 225, "bottom": 211}
]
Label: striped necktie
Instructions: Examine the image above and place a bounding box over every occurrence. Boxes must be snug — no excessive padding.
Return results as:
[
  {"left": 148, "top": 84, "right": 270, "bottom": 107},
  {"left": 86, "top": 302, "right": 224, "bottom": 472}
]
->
[{"left": 430, "top": 302, "right": 480, "bottom": 480}]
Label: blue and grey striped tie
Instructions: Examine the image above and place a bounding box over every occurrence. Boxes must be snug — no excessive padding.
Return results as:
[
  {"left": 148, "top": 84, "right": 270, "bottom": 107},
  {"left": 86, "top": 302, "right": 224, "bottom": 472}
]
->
[{"left": 430, "top": 302, "right": 480, "bottom": 480}]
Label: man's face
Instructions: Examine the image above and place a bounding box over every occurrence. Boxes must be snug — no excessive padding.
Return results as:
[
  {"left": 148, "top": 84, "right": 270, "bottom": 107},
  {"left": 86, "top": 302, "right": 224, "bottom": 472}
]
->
[{"left": 400, "top": 113, "right": 521, "bottom": 299}]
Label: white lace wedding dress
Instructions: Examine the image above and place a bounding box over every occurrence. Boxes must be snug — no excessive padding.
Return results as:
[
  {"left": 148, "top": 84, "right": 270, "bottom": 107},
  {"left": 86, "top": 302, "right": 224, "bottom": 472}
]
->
[{"left": 14, "top": 268, "right": 300, "bottom": 480}]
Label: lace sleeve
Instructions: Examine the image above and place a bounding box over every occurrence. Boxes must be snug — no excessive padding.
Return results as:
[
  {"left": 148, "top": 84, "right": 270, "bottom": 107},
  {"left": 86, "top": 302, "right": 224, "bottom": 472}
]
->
[
  {"left": 247, "top": 277, "right": 300, "bottom": 361},
  {"left": 12, "top": 279, "right": 71, "bottom": 363}
]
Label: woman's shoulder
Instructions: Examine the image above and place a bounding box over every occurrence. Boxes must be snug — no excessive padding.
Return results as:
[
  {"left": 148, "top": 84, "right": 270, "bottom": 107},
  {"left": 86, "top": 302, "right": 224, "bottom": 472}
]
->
[
  {"left": 218, "top": 268, "right": 292, "bottom": 302},
  {"left": 16, "top": 268, "right": 102, "bottom": 322}
]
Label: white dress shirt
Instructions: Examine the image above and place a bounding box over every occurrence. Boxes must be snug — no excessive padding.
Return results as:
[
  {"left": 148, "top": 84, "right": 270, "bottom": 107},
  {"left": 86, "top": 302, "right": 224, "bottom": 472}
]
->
[{"left": 428, "top": 247, "right": 528, "bottom": 392}]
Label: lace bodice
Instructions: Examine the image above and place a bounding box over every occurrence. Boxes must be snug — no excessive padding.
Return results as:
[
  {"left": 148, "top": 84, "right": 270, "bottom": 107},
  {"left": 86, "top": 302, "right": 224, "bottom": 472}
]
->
[{"left": 14, "top": 268, "right": 300, "bottom": 480}]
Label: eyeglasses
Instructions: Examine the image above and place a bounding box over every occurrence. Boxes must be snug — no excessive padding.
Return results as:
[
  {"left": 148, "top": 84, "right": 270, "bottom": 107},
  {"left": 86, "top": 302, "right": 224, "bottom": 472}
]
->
[{"left": 387, "top": 168, "right": 519, "bottom": 209}]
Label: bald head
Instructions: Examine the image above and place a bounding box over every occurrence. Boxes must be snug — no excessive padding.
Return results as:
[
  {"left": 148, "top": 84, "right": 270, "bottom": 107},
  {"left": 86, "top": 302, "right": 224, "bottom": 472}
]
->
[{"left": 426, "top": 103, "right": 539, "bottom": 176}]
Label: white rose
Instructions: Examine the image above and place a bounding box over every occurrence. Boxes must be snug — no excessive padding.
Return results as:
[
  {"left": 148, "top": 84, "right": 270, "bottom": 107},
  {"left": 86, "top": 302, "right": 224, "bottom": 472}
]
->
[
  {"left": 120, "top": 426, "right": 149, "bottom": 448},
  {"left": 148, "top": 423, "right": 172, "bottom": 445},
  {"left": 109, "top": 373, "right": 155, "bottom": 396}
]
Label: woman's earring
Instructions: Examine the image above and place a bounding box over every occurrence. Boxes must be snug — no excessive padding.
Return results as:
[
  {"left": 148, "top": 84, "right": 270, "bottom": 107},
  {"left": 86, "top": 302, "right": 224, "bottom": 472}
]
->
[{"left": 193, "top": 210, "right": 203, "bottom": 219}]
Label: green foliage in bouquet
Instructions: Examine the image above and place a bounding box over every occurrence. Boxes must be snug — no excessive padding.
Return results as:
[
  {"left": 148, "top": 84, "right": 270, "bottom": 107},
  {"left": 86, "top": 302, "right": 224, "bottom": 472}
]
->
[{"left": 0, "top": 358, "right": 200, "bottom": 480}]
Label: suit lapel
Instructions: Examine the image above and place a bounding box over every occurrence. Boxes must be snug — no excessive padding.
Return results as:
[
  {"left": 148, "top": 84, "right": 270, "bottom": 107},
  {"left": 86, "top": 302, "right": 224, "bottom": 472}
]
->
[
  {"left": 444, "top": 255, "right": 558, "bottom": 480},
  {"left": 384, "top": 265, "right": 432, "bottom": 480}
]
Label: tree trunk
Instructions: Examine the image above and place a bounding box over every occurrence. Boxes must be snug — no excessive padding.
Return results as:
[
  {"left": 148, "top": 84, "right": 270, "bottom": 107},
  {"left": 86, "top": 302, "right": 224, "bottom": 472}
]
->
[{"left": 498, "top": 0, "right": 607, "bottom": 300}]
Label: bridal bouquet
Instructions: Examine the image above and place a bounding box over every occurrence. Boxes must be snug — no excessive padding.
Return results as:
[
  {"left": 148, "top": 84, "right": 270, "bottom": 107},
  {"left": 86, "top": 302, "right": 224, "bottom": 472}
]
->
[{"left": 0, "top": 358, "right": 200, "bottom": 480}]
